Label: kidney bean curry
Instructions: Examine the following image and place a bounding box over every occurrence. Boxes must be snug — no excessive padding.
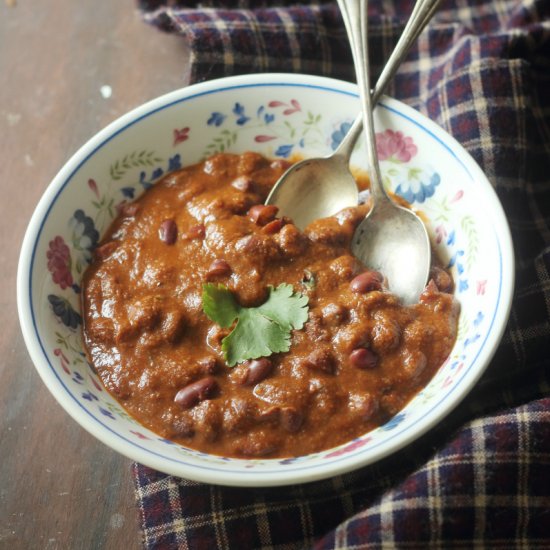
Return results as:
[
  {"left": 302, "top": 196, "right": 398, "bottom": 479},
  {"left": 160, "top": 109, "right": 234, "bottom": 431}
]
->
[{"left": 82, "top": 152, "right": 459, "bottom": 458}]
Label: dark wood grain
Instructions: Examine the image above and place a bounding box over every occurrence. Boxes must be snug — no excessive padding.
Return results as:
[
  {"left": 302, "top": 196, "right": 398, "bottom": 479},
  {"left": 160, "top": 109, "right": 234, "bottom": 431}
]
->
[{"left": 0, "top": 1, "right": 189, "bottom": 548}]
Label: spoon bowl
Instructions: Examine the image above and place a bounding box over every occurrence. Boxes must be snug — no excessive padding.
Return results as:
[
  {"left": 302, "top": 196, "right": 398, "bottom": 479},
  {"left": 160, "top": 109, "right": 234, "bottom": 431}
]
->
[
  {"left": 266, "top": 155, "right": 358, "bottom": 230},
  {"left": 352, "top": 201, "right": 431, "bottom": 304}
]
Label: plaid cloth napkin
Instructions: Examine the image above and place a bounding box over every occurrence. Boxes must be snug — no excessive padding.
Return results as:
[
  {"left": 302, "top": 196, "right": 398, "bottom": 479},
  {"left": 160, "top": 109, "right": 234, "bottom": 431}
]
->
[{"left": 135, "top": 0, "right": 550, "bottom": 547}]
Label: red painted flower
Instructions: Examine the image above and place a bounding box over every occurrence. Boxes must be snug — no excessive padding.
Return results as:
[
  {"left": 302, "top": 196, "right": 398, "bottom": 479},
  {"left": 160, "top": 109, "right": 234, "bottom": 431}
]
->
[
  {"left": 47, "top": 236, "right": 73, "bottom": 289},
  {"left": 376, "top": 129, "right": 417, "bottom": 162}
]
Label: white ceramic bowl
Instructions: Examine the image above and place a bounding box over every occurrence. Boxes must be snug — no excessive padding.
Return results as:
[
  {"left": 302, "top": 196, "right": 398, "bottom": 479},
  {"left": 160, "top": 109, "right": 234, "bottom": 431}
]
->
[{"left": 17, "top": 74, "right": 514, "bottom": 486}]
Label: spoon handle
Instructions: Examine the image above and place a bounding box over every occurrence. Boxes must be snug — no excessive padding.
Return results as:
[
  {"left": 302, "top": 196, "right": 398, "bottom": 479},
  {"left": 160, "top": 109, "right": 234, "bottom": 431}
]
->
[
  {"left": 335, "top": 0, "right": 441, "bottom": 162},
  {"left": 338, "top": 0, "right": 385, "bottom": 203}
]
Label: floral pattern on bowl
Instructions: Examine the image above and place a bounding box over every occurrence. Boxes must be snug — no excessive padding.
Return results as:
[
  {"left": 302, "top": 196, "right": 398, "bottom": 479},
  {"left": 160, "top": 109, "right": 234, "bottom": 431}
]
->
[{"left": 18, "top": 74, "right": 513, "bottom": 486}]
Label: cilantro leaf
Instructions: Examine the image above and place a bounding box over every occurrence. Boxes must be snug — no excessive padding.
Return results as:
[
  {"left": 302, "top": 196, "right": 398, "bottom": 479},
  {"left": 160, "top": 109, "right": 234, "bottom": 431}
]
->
[
  {"left": 255, "top": 283, "right": 309, "bottom": 331},
  {"left": 201, "top": 283, "right": 309, "bottom": 366},
  {"left": 202, "top": 283, "right": 240, "bottom": 328}
]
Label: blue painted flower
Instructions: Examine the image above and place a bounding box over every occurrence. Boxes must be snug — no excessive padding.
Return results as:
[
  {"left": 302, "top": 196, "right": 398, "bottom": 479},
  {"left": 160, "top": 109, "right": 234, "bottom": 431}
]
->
[
  {"left": 48, "top": 294, "right": 82, "bottom": 329},
  {"left": 99, "top": 407, "right": 116, "bottom": 419},
  {"left": 139, "top": 171, "right": 153, "bottom": 190},
  {"left": 381, "top": 412, "right": 406, "bottom": 431},
  {"left": 473, "top": 311, "right": 484, "bottom": 327},
  {"left": 82, "top": 391, "right": 98, "bottom": 402},
  {"left": 139, "top": 156, "right": 181, "bottom": 191},
  {"left": 264, "top": 113, "right": 275, "bottom": 124},
  {"left": 275, "top": 144, "right": 294, "bottom": 158},
  {"left": 233, "top": 103, "right": 250, "bottom": 125},
  {"left": 70, "top": 210, "right": 99, "bottom": 259},
  {"left": 459, "top": 279, "right": 469, "bottom": 292},
  {"left": 446, "top": 230, "right": 456, "bottom": 246},
  {"left": 121, "top": 187, "right": 135, "bottom": 199},
  {"left": 447, "top": 250, "right": 464, "bottom": 269},
  {"left": 168, "top": 154, "right": 182, "bottom": 172},
  {"left": 394, "top": 168, "right": 441, "bottom": 204},
  {"left": 464, "top": 333, "right": 480, "bottom": 347},
  {"left": 207, "top": 112, "right": 226, "bottom": 127},
  {"left": 152, "top": 167, "right": 164, "bottom": 180},
  {"left": 331, "top": 121, "right": 352, "bottom": 150}
]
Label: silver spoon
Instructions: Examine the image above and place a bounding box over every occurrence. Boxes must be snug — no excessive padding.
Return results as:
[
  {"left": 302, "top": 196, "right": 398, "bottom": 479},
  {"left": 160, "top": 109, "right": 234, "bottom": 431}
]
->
[
  {"left": 339, "top": 0, "right": 431, "bottom": 305},
  {"left": 265, "top": 0, "right": 440, "bottom": 228}
]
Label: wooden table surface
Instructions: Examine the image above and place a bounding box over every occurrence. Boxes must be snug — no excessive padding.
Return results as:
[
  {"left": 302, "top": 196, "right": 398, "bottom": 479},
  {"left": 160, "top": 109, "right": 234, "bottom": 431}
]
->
[{"left": 0, "top": 2, "right": 190, "bottom": 548}]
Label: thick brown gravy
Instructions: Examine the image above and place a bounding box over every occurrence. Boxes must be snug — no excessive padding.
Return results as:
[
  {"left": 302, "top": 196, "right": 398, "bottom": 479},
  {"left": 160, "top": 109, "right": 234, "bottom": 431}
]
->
[{"left": 82, "top": 152, "right": 459, "bottom": 458}]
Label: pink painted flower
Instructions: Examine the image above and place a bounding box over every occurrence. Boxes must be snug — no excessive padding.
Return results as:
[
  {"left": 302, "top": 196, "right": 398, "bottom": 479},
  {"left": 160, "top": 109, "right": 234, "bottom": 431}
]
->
[
  {"left": 324, "top": 437, "right": 371, "bottom": 458},
  {"left": 130, "top": 430, "right": 151, "bottom": 440},
  {"left": 283, "top": 99, "right": 301, "bottom": 115},
  {"left": 451, "top": 190, "right": 464, "bottom": 203},
  {"left": 90, "top": 375, "right": 103, "bottom": 392},
  {"left": 47, "top": 236, "right": 73, "bottom": 289},
  {"left": 255, "top": 135, "right": 277, "bottom": 142},
  {"left": 476, "top": 280, "right": 487, "bottom": 295},
  {"left": 53, "top": 348, "right": 70, "bottom": 374},
  {"left": 87, "top": 178, "right": 99, "bottom": 198},
  {"left": 173, "top": 127, "right": 190, "bottom": 146},
  {"left": 267, "top": 99, "right": 301, "bottom": 115},
  {"left": 376, "top": 129, "right": 418, "bottom": 162}
]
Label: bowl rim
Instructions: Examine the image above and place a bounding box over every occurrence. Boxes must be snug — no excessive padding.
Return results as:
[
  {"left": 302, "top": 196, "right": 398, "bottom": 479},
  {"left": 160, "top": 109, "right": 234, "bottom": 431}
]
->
[{"left": 17, "top": 72, "right": 515, "bottom": 486}]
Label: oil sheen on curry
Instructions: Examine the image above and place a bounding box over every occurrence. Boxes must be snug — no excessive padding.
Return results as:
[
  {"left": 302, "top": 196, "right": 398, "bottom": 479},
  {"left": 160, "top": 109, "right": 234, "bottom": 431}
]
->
[{"left": 82, "top": 152, "right": 459, "bottom": 458}]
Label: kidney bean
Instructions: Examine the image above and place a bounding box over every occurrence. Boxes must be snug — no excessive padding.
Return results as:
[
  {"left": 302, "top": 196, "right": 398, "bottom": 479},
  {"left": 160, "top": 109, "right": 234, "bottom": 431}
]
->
[
  {"left": 262, "top": 218, "right": 284, "bottom": 234},
  {"left": 174, "top": 376, "right": 218, "bottom": 409},
  {"left": 159, "top": 219, "right": 178, "bottom": 245},
  {"left": 350, "top": 270, "right": 384, "bottom": 293},
  {"left": 248, "top": 204, "right": 279, "bottom": 226},
  {"left": 206, "top": 259, "right": 231, "bottom": 279},
  {"left": 240, "top": 358, "right": 274, "bottom": 386},
  {"left": 280, "top": 406, "right": 303, "bottom": 433},
  {"left": 349, "top": 347, "right": 378, "bottom": 369},
  {"left": 231, "top": 175, "right": 255, "bottom": 192},
  {"left": 184, "top": 224, "right": 206, "bottom": 240}
]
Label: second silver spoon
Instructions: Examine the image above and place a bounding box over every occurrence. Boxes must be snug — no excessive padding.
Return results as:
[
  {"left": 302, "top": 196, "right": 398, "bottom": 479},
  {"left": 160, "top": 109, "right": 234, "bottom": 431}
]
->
[{"left": 265, "top": 0, "right": 440, "bottom": 229}]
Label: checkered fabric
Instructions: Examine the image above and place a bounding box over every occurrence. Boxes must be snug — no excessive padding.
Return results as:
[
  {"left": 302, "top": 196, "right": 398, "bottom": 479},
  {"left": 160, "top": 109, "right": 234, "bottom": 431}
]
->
[{"left": 134, "top": 0, "right": 550, "bottom": 548}]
